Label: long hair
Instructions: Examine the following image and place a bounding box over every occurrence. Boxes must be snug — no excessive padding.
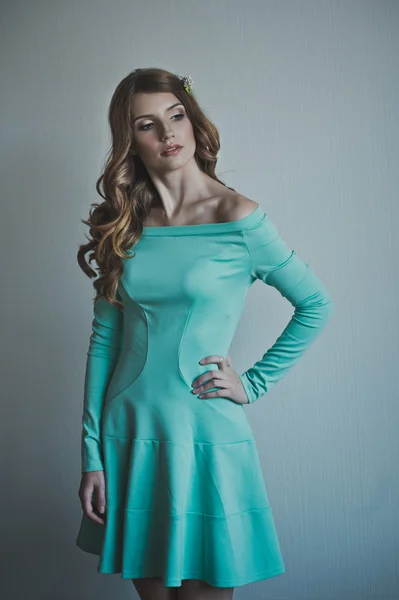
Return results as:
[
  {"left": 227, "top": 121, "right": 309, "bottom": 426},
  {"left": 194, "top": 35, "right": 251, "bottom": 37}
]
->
[{"left": 77, "top": 67, "right": 235, "bottom": 310}]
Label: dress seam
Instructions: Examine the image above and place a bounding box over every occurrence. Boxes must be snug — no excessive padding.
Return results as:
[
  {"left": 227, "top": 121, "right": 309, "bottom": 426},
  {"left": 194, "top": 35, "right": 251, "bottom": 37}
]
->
[
  {"left": 114, "top": 506, "right": 272, "bottom": 517},
  {"left": 101, "top": 435, "right": 255, "bottom": 444}
]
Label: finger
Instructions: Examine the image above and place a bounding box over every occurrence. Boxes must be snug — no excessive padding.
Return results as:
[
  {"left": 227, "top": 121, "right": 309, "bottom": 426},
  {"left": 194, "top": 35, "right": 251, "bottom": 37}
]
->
[
  {"left": 95, "top": 484, "right": 107, "bottom": 516},
  {"left": 82, "top": 488, "right": 106, "bottom": 525},
  {"left": 199, "top": 355, "right": 225, "bottom": 366},
  {"left": 225, "top": 355, "right": 233, "bottom": 367},
  {"left": 192, "top": 369, "right": 229, "bottom": 389},
  {"left": 194, "top": 377, "right": 229, "bottom": 392},
  {"left": 196, "top": 379, "right": 231, "bottom": 398},
  {"left": 200, "top": 355, "right": 232, "bottom": 373},
  {"left": 88, "top": 504, "right": 106, "bottom": 525},
  {"left": 198, "top": 385, "right": 232, "bottom": 399}
]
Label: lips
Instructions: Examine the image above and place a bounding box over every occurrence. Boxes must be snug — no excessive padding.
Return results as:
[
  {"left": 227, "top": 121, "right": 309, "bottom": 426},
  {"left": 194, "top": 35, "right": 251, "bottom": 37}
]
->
[{"left": 162, "top": 145, "right": 182, "bottom": 155}]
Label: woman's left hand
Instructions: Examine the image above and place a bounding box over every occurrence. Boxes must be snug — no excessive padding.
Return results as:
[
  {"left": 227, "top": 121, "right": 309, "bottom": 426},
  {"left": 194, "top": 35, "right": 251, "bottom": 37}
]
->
[{"left": 191, "top": 355, "right": 249, "bottom": 405}]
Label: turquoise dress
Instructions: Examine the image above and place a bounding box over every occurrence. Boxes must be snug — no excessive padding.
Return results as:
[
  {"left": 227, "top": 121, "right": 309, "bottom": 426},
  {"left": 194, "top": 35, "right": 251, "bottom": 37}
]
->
[{"left": 76, "top": 204, "right": 334, "bottom": 587}]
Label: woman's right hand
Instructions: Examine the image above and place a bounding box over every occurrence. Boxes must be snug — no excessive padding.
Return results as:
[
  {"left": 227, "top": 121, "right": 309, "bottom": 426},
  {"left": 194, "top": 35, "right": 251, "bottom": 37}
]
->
[{"left": 78, "top": 470, "right": 107, "bottom": 525}]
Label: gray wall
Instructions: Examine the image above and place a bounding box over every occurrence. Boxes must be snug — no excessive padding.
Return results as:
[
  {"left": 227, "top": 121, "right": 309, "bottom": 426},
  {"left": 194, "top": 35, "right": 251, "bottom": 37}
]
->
[{"left": 1, "top": 1, "right": 398, "bottom": 599}]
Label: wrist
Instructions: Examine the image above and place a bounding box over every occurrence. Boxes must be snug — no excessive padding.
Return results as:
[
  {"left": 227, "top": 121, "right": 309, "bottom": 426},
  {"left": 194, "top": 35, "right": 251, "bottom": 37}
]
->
[{"left": 238, "top": 371, "right": 257, "bottom": 404}]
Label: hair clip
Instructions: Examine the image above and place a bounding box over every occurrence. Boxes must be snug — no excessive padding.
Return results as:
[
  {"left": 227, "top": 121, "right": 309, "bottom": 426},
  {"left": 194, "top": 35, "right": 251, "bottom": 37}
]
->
[{"left": 177, "top": 73, "right": 194, "bottom": 96}]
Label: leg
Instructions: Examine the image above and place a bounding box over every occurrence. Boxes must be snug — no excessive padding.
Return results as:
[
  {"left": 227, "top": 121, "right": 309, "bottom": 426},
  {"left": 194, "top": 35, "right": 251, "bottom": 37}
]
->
[
  {"left": 132, "top": 577, "right": 178, "bottom": 600},
  {"left": 177, "top": 579, "right": 234, "bottom": 600}
]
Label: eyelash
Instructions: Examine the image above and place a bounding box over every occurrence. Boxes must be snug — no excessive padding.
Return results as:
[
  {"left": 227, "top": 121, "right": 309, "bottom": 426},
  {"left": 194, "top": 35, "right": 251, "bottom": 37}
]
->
[{"left": 138, "top": 113, "right": 185, "bottom": 131}]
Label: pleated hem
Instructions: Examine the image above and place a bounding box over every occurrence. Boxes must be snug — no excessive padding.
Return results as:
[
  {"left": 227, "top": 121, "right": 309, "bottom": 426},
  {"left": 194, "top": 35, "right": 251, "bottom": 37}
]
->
[
  {"left": 76, "top": 504, "right": 286, "bottom": 588},
  {"left": 99, "top": 567, "right": 286, "bottom": 588},
  {"left": 76, "top": 540, "right": 285, "bottom": 587}
]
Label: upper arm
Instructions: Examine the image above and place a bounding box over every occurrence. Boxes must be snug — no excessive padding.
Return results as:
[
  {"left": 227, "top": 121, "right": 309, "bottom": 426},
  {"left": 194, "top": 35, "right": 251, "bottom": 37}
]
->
[
  {"left": 88, "top": 291, "right": 124, "bottom": 357},
  {"left": 243, "top": 213, "right": 334, "bottom": 309}
]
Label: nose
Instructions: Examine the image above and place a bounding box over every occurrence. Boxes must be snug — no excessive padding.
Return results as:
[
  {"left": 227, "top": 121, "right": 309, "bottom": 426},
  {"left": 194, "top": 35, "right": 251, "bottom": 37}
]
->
[{"left": 161, "top": 124, "right": 174, "bottom": 141}]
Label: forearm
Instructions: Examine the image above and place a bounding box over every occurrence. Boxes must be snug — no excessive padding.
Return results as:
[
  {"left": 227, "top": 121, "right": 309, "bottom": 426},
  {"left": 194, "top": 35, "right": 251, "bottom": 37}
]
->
[
  {"left": 239, "top": 293, "right": 333, "bottom": 403},
  {"left": 239, "top": 262, "right": 334, "bottom": 404},
  {"left": 80, "top": 293, "right": 124, "bottom": 472},
  {"left": 81, "top": 349, "right": 120, "bottom": 472}
]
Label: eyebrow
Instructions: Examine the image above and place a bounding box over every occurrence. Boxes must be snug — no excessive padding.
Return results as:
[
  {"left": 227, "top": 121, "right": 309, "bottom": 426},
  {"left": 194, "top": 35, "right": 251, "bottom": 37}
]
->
[{"left": 133, "top": 102, "right": 184, "bottom": 123}]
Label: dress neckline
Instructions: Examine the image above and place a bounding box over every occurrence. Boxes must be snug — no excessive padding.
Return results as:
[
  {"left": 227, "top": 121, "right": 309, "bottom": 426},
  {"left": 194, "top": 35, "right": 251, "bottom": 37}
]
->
[{"left": 141, "top": 204, "right": 263, "bottom": 236}]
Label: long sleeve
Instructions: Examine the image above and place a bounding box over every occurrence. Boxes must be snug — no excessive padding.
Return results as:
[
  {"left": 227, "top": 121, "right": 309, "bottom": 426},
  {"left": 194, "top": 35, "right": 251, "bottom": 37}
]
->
[
  {"left": 239, "top": 213, "right": 334, "bottom": 404},
  {"left": 81, "top": 290, "right": 124, "bottom": 472}
]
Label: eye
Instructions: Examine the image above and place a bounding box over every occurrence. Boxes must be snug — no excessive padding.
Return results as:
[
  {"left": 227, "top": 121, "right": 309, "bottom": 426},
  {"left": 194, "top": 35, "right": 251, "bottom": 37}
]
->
[{"left": 138, "top": 113, "right": 185, "bottom": 131}]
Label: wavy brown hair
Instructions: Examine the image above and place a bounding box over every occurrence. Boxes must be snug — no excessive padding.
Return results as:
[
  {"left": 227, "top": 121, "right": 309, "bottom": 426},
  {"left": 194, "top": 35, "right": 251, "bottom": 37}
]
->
[{"left": 77, "top": 67, "right": 235, "bottom": 311}]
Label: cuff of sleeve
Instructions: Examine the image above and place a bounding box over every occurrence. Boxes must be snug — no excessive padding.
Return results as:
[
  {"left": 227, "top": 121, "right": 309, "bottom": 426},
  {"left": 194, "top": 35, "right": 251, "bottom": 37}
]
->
[
  {"left": 81, "top": 436, "right": 104, "bottom": 472},
  {"left": 238, "top": 372, "right": 258, "bottom": 404},
  {"left": 81, "top": 459, "right": 104, "bottom": 473}
]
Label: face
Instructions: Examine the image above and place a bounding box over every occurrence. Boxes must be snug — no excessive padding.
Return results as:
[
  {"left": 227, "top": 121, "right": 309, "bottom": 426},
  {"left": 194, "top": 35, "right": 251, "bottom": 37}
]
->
[{"left": 131, "top": 92, "right": 196, "bottom": 172}]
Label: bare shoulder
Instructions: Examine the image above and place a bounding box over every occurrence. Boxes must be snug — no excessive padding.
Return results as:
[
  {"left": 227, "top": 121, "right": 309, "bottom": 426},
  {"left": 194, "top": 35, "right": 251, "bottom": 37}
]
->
[{"left": 218, "top": 193, "right": 260, "bottom": 223}]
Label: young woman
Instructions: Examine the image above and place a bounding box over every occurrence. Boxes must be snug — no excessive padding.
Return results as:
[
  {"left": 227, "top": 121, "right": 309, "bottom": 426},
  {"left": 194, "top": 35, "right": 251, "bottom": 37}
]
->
[{"left": 75, "top": 67, "right": 334, "bottom": 600}]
